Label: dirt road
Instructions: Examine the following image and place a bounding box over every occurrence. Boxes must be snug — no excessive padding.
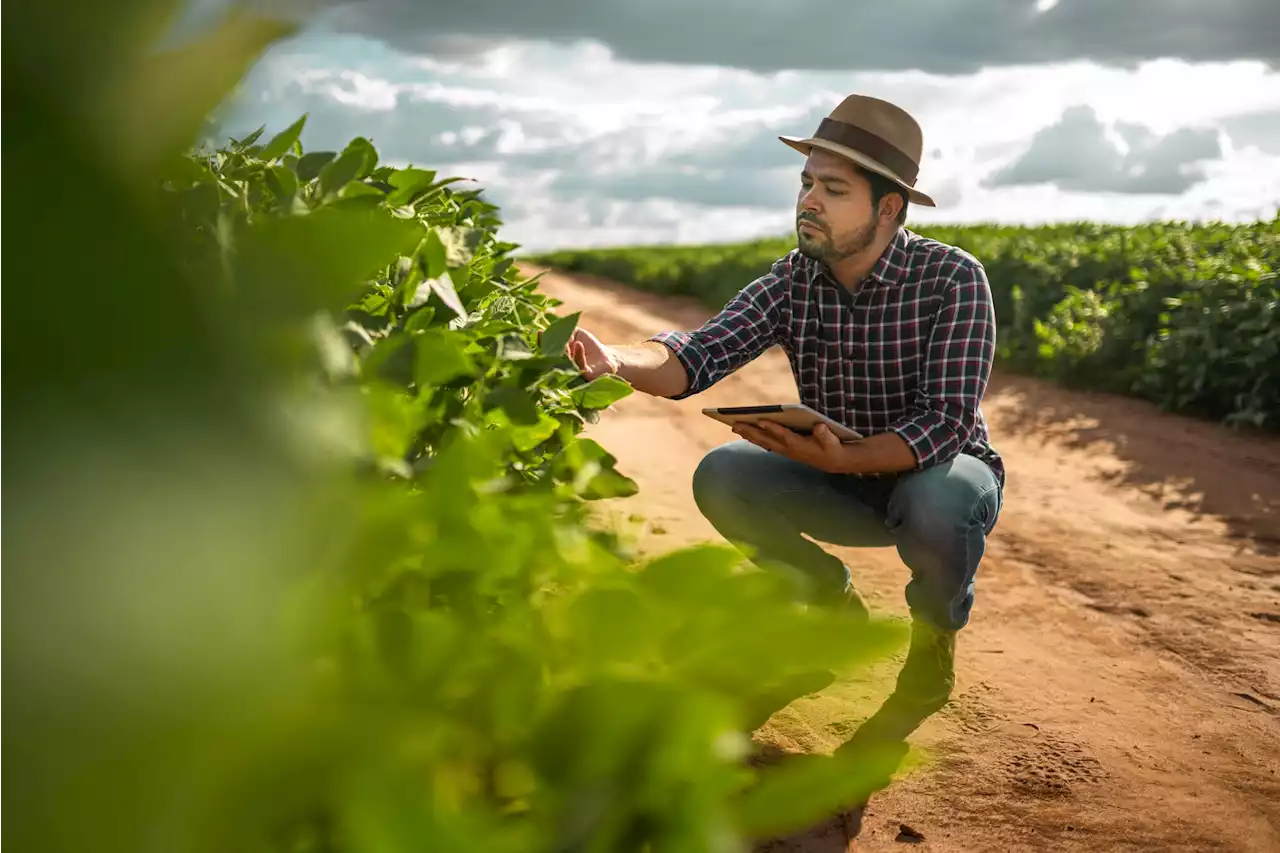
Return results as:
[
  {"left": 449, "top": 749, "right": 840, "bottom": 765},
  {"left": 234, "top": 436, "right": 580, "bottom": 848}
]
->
[{"left": 521, "top": 263, "right": 1280, "bottom": 852}]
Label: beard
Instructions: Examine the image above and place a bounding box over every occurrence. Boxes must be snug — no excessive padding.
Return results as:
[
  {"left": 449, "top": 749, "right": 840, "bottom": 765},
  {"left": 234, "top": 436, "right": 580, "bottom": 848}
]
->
[{"left": 796, "top": 211, "right": 878, "bottom": 265}]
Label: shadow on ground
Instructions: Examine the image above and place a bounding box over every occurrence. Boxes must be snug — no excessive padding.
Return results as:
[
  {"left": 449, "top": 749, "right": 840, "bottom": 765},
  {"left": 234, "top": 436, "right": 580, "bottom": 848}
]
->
[{"left": 986, "top": 372, "right": 1280, "bottom": 555}]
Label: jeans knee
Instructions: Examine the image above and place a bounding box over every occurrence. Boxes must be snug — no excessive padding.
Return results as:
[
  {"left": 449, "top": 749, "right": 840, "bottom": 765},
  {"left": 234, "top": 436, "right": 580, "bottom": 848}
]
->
[
  {"left": 692, "top": 442, "right": 749, "bottom": 514},
  {"left": 891, "top": 492, "right": 969, "bottom": 556},
  {"left": 890, "top": 465, "right": 999, "bottom": 630},
  {"left": 889, "top": 470, "right": 998, "bottom": 554}
]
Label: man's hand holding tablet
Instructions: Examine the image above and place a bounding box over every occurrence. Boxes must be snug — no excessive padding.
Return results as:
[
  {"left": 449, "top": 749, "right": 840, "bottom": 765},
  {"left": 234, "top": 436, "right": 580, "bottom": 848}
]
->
[{"left": 702, "top": 404, "right": 868, "bottom": 475}]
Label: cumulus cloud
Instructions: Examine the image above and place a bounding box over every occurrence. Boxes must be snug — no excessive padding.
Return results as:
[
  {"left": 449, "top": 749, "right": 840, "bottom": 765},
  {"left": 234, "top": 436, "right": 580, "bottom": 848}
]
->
[
  {"left": 317, "top": 0, "right": 1280, "bottom": 74},
  {"left": 985, "top": 105, "right": 1224, "bottom": 194},
  {"left": 1224, "top": 108, "right": 1280, "bottom": 155},
  {"left": 211, "top": 28, "right": 1280, "bottom": 249}
]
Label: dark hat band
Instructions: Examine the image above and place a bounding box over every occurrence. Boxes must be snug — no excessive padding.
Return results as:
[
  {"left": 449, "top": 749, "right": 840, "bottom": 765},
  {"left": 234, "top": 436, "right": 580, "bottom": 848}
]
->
[{"left": 813, "top": 117, "right": 919, "bottom": 185}]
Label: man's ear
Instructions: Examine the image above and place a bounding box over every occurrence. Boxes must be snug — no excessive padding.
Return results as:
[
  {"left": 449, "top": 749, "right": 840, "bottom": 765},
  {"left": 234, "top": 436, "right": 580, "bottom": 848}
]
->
[{"left": 879, "top": 193, "right": 902, "bottom": 224}]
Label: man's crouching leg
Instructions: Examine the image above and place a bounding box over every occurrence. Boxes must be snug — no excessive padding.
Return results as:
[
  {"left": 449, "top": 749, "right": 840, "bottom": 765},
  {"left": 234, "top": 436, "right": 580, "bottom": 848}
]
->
[
  {"left": 834, "top": 455, "right": 1002, "bottom": 833},
  {"left": 691, "top": 440, "right": 876, "bottom": 731}
]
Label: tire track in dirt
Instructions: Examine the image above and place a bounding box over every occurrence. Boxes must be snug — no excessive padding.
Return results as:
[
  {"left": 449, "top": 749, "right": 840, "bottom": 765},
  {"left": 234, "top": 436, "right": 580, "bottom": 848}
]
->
[{"left": 523, "top": 263, "right": 1280, "bottom": 852}]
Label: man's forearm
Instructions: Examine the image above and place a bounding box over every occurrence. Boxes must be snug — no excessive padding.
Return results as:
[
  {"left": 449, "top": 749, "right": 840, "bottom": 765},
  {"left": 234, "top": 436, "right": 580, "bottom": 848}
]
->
[
  {"left": 833, "top": 432, "right": 919, "bottom": 475},
  {"left": 612, "top": 342, "right": 691, "bottom": 398}
]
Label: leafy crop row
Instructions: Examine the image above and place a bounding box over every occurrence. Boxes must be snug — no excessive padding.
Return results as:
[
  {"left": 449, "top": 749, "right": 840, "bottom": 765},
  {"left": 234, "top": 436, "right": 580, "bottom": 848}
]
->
[
  {"left": 8, "top": 6, "right": 907, "bottom": 853},
  {"left": 533, "top": 219, "right": 1280, "bottom": 429}
]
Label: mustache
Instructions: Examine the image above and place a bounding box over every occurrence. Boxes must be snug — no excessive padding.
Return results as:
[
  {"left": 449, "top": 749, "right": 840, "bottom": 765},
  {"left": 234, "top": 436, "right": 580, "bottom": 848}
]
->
[{"left": 797, "top": 213, "right": 826, "bottom": 232}]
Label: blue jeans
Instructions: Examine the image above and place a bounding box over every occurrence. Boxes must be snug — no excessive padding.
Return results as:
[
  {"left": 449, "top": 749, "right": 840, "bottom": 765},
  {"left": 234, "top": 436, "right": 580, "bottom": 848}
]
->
[{"left": 692, "top": 440, "right": 1003, "bottom": 632}]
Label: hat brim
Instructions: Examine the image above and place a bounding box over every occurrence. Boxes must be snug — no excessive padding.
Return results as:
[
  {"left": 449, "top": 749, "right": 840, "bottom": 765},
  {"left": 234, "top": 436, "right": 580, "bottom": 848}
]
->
[{"left": 779, "top": 135, "right": 936, "bottom": 207}]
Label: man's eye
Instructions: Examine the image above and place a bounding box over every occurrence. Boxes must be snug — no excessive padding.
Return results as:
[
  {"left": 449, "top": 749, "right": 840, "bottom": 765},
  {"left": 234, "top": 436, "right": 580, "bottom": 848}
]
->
[{"left": 827, "top": 188, "right": 844, "bottom": 196}]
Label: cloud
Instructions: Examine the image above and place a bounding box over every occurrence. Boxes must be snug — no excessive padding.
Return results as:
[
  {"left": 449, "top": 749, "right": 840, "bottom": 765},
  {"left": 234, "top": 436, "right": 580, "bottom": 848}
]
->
[
  {"left": 1224, "top": 108, "right": 1280, "bottom": 155},
  {"left": 210, "top": 29, "right": 1280, "bottom": 250},
  {"left": 549, "top": 166, "right": 797, "bottom": 209},
  {"left": 318, "top": 0, "right": 1280, "bottom": 74},
  {"left": 984, "top": 105, "right": 1223, "bottom": 194}
]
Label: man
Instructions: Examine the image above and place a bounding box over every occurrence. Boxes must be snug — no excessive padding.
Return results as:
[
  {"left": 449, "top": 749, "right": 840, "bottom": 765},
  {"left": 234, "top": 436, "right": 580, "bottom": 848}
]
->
[{"left": 566, "top": 93, "right": 1004, "bottom": 819}]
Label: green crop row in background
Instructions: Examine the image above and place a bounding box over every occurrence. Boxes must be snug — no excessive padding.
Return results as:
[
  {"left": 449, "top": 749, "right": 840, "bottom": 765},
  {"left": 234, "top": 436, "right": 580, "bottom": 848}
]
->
[{"left": 533, "top": 219, "right": 1280, "bottom": 430}]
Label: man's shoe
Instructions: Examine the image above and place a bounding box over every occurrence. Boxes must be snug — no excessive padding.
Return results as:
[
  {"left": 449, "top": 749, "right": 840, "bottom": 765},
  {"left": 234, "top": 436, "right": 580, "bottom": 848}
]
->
[{"left": 895, "top": 618, "right": 956, "bottom": 710}]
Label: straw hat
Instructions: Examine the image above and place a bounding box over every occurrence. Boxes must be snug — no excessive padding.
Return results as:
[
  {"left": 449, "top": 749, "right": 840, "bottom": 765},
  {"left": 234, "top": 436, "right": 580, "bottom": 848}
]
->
[{"left": 780, "top": 94, "right": 936, "bottom": 207}]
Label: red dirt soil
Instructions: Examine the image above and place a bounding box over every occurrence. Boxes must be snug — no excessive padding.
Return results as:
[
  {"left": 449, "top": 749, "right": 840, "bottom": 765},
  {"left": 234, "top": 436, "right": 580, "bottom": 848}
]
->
[{"left": 521, "top": 263, "right": 1280, "bottom": 853}]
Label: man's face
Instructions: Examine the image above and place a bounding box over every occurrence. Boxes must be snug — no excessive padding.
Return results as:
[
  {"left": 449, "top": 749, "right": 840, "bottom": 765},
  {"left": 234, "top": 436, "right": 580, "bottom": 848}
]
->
[{"left": 795, "top": 148, "right": 879, "bottom": 265}]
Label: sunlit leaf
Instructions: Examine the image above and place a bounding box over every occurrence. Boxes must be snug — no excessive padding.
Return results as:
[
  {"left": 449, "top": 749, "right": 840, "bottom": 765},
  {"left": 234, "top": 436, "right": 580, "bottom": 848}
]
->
[
  {"left": 260, "top": 114, "right": 307, "bottom": 162},
  {"left": 539, "top": 311, "right": 580, "bottom": 356},
  {"left": 571, "top": 374, "right": 632, "bottom": 409},
  {"left": 386, "top": 168, "right": 437, "bottom": 206}
]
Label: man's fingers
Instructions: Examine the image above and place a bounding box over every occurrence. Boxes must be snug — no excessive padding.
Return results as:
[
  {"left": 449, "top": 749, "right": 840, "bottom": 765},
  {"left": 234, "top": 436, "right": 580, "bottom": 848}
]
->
[
  {"left": 813, "top": 423, "right": 840, "bottom": 451},
  {"left": 758, "top": 420, "right": 799, "bottom": 449},
  {"left": 734, "top": 423, "right": 783, "bottom": 453}
]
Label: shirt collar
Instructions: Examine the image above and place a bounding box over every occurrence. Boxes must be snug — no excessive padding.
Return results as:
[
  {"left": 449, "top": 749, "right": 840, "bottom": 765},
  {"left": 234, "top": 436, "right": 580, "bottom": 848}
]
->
[{"left": 868, "top": 226, "right": 910, "bottom": 286}]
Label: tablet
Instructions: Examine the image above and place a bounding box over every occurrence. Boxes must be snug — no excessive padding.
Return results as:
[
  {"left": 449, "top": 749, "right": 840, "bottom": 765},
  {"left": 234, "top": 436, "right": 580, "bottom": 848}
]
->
[{"left": 702, "top": 404, "right": 863, "bottom": 442}]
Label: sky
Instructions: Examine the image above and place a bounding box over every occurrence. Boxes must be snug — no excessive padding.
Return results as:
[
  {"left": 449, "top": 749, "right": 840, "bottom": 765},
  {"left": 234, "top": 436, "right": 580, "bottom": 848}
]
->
[{"left": 206, "top": 0, "right": 1280, "bottom": 252}]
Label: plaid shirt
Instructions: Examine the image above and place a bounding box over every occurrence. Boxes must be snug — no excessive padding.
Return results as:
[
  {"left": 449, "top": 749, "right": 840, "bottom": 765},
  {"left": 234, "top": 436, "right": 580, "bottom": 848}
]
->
[{"left": 651, "top": 226, "right": 1004, "bottom": 486}]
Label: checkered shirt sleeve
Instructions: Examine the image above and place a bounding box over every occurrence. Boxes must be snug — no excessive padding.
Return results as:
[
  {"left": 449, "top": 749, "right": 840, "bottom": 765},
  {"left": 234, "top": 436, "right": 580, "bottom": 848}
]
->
[{"left": 647, "top": 256, "right": 789, "bottom": 400}]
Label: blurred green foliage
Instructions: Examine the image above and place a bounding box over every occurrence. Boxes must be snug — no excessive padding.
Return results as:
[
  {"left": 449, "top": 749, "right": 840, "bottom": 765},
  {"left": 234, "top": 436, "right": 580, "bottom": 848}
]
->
[
  {"left": 534, "top": 220, "right": 1280, "bottom": 429},
  {"left": 5, "top": 3, "right": 909, "bottom": 852}
]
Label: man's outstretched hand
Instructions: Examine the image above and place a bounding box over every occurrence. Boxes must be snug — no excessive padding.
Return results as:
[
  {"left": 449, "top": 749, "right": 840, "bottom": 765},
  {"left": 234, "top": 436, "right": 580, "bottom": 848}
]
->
[
  {"left": 566, "top": 327, "right": 620, "bottom": 381},
  {"left": 733, "top": 421, "right": 853, "bottom": 474}
]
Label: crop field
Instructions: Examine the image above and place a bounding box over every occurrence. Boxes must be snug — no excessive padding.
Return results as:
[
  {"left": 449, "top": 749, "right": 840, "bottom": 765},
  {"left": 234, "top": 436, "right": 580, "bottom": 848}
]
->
[{"left": 533, "top": 219, "right": 1280, "bottom": 431}]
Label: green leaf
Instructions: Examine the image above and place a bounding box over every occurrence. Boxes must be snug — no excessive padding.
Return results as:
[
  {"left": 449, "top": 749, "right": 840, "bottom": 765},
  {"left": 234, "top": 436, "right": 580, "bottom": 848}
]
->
[
  {"left": 295, "top": 150, "right": 336, "bottom": 182},
  {"left": 410, "top": 275, "right": 466, "bottom": 318},
  {"left": 339, "top": 181, "right": 386, "bottom": 200},
  {"left": 539, "top": 311, "right": 580, "bottom": 356},
  {"left": 319, "top": 139, "right": 375, "bottom": 197},
  {"left": 571, "top": 375, "right": 632, "bottom": 409},
  {"left": 421, "top": 231, "right": 448, "bottom": 279},
  {"left": 511, "top": 412, "right": 560, "bottom": 452},
  {"left": 236, "top": 125, "right": 266, "bottom": 148},
  {"left": 418, "top": 176, "right": 475, "bottom": 202},
  {"left": 415, "top": 330, "right": 477, "bottom": 386},
  {"left": 354, "top": 137, "right": 378, "bottom": 174},
  {"left": 487, "top": 387, "right": 541, "bottom": 426},
  {"left": 734, "top": 750, "right": 909, "bottom": 838},
  {"left": 181, "top": 182, "right": 221, "bottom": 223},
  {"left": 309, "top": 313, "right": 358, "bottom": 380},
  {"left": 564, "top": 587, "right": 655, "bottom": 661},
  {"left": 635, "top": 545, "right": 745, "bottom": 604},
  {"left": 263, "top": 165, "right": 298, "bottom": 202},
  {"left": 554, "top": 437, "right": 638, "bottom": 499},
  {"left": 260, "top": 114, "right": 307, "bottom": 162},
  {"left": 386, "top": 168, "right": 438, "bottom": 206},
  {"left": 236, "top": 206, "right": 423, "bottom": 318},
  {"left": 498, "top": 335, "right": 534, "bottom": 361},
  {"left": 439, "top": 226, "right": 482, "bottom": 268}
]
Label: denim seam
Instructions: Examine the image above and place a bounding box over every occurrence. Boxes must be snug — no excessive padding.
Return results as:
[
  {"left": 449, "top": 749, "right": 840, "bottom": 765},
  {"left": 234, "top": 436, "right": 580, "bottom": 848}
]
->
[{"left": 970, "top": 481, "right": 1001, "bottom": 534}]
